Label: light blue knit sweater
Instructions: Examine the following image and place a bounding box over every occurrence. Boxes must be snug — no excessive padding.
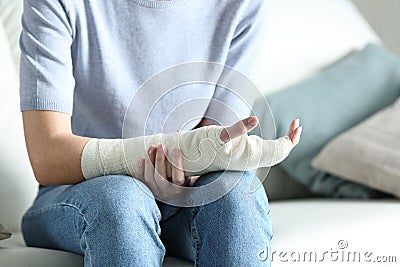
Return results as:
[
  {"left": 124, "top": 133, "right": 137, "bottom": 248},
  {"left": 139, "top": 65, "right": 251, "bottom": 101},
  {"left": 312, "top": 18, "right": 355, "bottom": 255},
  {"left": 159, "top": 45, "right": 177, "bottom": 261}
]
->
[{"left": 20, "top": 0, "right": 268, "bottom": 138}]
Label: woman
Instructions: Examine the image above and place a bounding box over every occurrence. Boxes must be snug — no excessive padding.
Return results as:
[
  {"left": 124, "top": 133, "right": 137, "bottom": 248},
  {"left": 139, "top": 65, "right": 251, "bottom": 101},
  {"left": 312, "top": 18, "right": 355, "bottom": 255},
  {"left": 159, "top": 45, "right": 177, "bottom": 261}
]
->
[{"left": 19, "top": 0, "right": 301, "bottom": 266}]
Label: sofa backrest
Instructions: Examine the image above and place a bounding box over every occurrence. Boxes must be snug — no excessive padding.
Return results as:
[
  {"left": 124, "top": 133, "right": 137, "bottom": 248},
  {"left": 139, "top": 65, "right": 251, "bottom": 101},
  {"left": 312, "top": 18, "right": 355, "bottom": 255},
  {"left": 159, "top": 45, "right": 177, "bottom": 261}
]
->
[
  {"left": 254, "top": 0, "right": 381, "bottom": 96},
  {"left": 0, "top": 0, "right": 37, "bottom": 233}
]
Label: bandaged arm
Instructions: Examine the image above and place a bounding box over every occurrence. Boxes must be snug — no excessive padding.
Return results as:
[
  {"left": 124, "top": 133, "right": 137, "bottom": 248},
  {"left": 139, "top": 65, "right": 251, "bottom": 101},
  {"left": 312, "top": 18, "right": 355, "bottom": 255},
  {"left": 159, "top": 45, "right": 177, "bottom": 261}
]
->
[{"left": 81, "top": 125, "right": 293, "bottom": 179}]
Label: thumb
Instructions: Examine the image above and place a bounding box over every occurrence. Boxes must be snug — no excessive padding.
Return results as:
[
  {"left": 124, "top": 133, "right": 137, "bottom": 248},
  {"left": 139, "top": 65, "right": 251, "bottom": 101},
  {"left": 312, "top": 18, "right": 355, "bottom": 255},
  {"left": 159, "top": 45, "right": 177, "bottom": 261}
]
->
[{"left": 220, "top": 116, "right": 259, "bottom": 143}]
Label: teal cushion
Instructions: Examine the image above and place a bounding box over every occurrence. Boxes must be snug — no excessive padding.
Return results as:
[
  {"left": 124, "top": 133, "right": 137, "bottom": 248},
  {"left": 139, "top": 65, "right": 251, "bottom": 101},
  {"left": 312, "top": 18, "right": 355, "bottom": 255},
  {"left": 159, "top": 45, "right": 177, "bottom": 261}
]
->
[{"left": 265, "top": 44, "right": 400, "bottom": 197}]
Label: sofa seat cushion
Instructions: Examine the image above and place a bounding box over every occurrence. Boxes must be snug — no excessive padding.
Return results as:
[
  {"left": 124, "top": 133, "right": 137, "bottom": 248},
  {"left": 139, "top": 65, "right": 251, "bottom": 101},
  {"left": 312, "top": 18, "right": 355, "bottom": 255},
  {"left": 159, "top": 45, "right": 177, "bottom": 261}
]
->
[
  {"left": 0, "top": 233, "right": 192, "bottom": 267},
  {"left": 0, "top": 233, "right": 83, "bottom": 267},
  {"left": 270, "top": 200, "right": 400, "bottom": 267},
  {"left": 2, "top": 201, "right": 399, "bottom": 266}
]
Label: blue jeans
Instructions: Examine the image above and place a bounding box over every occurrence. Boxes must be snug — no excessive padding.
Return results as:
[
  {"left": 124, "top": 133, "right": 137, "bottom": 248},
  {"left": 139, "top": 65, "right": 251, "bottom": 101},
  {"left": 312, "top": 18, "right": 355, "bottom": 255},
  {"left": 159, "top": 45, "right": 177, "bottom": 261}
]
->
[{"left": 22, "top": 171, "right": 272, "bottom": 266}]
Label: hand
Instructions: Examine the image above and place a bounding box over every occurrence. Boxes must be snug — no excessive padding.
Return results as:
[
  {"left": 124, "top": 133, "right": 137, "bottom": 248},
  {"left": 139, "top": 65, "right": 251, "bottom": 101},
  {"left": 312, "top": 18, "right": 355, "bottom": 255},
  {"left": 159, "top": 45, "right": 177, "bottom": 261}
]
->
[
  {"left": 287, "top": 118, "right": 302, "bottom": 147},
  {"left": 134, "top": 145, "right": 190, "bottom": 200},
  {"left": 179, "top": 116, "right": 260, "bottom": 188}
]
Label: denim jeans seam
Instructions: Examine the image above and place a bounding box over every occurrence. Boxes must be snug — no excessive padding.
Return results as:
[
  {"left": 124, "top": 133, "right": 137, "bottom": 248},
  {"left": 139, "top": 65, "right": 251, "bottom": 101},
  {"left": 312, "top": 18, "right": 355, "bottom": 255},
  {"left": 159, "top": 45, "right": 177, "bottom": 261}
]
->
[
  {"left": 54, "top": 203, "right": 93, "bottom": 266},
  {"left": 24, "top": 202, "right": 93, "bottom": 264},
  {"left": 24, "top": 202, "right": 94, "bottom": 249},
  {"left": 266, "top": 209, "right": 273, "bottom": 242},
  {"left": 24, "top": 203, "right": 90, "bottom": 225},
  {"left": 81, "top": 227, "right": 93, "bottom": 266},
  {"left": 190, "top": 208, "right": 201, "bottom": 267}
]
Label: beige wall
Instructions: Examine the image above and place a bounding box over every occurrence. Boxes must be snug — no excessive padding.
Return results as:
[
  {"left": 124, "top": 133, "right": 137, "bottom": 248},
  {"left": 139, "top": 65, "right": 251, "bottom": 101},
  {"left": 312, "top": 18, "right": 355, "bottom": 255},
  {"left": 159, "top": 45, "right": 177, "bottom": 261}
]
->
[{"left": 352, "top": 0, "right": 400, "bottom": 57}]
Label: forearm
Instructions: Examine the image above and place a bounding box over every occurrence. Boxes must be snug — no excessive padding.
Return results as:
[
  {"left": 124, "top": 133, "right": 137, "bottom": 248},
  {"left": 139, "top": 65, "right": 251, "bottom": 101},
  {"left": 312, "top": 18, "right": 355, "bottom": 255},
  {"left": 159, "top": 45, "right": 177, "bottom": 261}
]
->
[
  {"left": 22, "top": 110, "right": 90, "bottom": 185},
  {"left": 46, "top": 133, "right": 89, "bottom": 185},
  {"left": 81, "top": 117, "right": 220, "bottom": 179},
  {"left": 28, "top": 132, "right": 89, "bottom": 185},
  {"left": 81, "top": 125, "right": 293, "bottom": 180}
]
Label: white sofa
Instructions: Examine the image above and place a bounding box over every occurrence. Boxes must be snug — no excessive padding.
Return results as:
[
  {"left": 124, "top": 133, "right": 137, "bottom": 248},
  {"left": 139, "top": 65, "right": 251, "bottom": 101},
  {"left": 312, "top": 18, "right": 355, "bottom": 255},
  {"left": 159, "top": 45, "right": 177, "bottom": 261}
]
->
[{"left": 1, "top": 1, "right": 399, "bottom": 266}]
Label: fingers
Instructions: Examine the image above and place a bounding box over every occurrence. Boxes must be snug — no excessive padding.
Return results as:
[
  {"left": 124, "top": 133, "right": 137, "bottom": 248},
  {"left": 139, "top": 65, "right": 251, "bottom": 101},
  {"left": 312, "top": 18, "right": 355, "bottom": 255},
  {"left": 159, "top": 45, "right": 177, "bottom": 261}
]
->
[
  {"left": 144, "top": 146, "right": 157, "bottom": 187},
  {"left": 155, "top": 144, "right": 168, "bottom": 182},
  {"left": 291, "top": 126, "right": 302, "bottom": 146},
  {"left": 134, "top": 158, "right": 145, "bottom": 180},
  {"left": 220, "top": 116, "right": 259, "bottom": 143},
  {"left": 140, "top": 145, "right": 186, "bottom": 186},
  {"left": 171, "top": 148, "right": 186, "bottom": 186},
  {"left": 293, "top": 118, "right": 299, "bottom": 130},
  {"left": 187, "top": 176, "right": 200, "bottom": 187},
  {"left": 287, "top": 119, "right": 302, "bottom": 147},
  {"left": 287, "top": 118, "right": 300, "bottom": 136},
  {"left": 137, "top": 145, "right": 191, "bottom": 202}
]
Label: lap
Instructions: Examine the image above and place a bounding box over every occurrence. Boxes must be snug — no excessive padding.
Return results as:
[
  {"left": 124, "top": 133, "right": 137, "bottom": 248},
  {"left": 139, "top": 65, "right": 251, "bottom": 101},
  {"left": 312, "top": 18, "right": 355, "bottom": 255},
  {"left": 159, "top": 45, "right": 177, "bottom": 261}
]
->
[
  {"left": 22, "top": 171, "right": 270, "bottom": 263},
  {"left": 27, "top": 175, "right": 159, "bottom": 217},
  {"left": 25, "top": 171, "right": 261, "bottom": 222}
]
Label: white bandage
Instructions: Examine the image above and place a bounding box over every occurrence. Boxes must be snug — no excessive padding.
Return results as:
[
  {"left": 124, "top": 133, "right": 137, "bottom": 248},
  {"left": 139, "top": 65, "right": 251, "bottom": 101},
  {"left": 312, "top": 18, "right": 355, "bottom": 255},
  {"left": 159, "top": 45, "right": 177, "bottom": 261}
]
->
[{"left": 81, "top": 125, "right": 293, "bottom": 180}]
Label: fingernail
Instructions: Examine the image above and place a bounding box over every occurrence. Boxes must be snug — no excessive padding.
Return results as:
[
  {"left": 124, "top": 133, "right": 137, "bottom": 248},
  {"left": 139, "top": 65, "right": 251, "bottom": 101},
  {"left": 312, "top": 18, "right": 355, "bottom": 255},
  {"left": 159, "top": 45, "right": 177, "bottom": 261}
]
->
[
  {"left": 158, "top": 144, "right": 164, "bottom": 153},
  {"left": 148, "top": 147, "right": 154, "bottom": 155},
  {"left": 173, "top": 148, "right": 180, "bottom": 157},
  {"left": 248, "top": 117, "right": 256, "bottom": 126}
]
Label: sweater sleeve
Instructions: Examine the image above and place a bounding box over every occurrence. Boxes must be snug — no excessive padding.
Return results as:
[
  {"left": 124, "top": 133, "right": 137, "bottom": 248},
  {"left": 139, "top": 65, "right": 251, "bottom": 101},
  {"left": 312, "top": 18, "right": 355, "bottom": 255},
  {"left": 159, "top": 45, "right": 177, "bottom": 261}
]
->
[
  {"left": 19, "top": 0, "right": 75, "bottom": 115},
  {"left": 204, "top": 0, "right": 269, "bottom": 126}
]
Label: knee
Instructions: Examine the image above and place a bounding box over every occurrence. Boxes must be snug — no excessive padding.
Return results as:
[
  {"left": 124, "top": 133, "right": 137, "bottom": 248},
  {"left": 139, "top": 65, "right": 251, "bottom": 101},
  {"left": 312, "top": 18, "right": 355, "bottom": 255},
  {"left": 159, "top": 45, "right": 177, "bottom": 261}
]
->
[
  {"left": 196, "top": 171, "right": 273, "bottom": 242},
  {"left": 230, "top": 170, "right": 268, "bottom": 198},
  {"left": 197, "top": 171, "right": 270, "bottom": 214},
  {"left": 225, "top": 171, "right": 270, "bottom": 207},
  {"left": 195, "top": 171, "right": 268, "bottom": 202},
  {"left": 81, "top": 175, "right": 161, "bottom": 231}
]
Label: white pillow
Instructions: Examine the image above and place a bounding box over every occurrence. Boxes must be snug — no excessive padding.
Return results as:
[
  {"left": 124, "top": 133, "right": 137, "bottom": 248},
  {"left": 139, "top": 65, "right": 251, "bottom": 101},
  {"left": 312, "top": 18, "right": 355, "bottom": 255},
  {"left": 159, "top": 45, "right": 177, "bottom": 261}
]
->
[
  {"left": 312, "top": 97, "right": 400, "bottom": 197},
  {"left": 0, "top": 22, "right": 37, "bottom": 233},
  {"left": 254, "top": 0, "right": 381, "bottom": 96}
]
